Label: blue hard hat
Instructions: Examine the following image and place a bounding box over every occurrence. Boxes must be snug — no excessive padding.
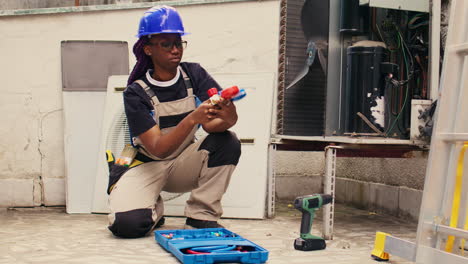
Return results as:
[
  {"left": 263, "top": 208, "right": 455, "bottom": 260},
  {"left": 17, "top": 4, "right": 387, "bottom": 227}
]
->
[{"left": 137, "top": 6, "right": 189, "bottom": 38}]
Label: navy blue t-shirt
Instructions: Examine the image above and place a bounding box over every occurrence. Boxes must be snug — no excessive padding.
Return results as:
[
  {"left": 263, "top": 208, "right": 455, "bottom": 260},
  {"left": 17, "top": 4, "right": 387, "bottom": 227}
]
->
[{"left": 123, "top": 62, "right": 221, "bottom": 137}]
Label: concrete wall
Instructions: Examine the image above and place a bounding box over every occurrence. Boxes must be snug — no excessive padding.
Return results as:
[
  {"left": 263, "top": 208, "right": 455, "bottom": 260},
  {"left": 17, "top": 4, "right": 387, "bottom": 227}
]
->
[
  {"left": 0, "top": 0, "right": 153, "bottom": 10},
  {"left": 0, "top": 0, "right": 280, "bottom": 207},
  {"left": 275, "top": 150, "right": 428, "bottom": 220}
]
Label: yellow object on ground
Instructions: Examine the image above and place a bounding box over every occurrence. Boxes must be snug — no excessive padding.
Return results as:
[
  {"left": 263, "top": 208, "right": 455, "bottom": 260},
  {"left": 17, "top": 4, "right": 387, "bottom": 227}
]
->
[{"left": 371, "top": 231, "right": 390, "bottom": 261}]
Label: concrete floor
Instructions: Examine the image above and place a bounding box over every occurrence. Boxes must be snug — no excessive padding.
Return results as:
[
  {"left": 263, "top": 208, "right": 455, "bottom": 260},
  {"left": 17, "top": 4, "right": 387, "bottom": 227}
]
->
[{"left": 0, "top": 203, "right": 417, "bottom": 264}]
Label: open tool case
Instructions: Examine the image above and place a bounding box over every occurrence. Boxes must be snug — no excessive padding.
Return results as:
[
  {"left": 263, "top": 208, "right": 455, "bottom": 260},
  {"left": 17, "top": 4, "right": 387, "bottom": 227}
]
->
[{"left": 154, "top": 228, "right": 269, "bottom": 264}]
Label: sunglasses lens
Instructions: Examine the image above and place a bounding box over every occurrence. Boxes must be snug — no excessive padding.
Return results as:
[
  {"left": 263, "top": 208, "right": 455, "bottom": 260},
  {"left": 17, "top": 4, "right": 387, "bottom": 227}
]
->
[
  {"left": 160, "top": 42, "right": 173, "bottom": 49},
  {"left": 153, "top": 41, "right": 187, "bottom": 51},
  {"left": 173, "top": 41, "right": 187, "bottom": 49}
]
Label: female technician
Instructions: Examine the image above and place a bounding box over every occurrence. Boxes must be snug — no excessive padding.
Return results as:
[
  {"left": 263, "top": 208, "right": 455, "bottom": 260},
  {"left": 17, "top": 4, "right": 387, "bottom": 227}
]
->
[{"left": 107, "top": 5, "right": 241, "bottom": 238}]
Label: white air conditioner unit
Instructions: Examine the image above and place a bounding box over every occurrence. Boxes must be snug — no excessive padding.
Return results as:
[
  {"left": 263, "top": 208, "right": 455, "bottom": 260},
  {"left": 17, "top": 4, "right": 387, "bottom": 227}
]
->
[{"left": 92, "top": 73, "right": 276, "bottom": 219}]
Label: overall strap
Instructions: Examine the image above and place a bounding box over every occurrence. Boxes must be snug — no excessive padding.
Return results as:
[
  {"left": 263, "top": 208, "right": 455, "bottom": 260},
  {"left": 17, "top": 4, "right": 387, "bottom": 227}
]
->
[
  {"left": 134, "top": 79, "right": 160, "bottom": 105},
  {"left": 180, "top": 67, "right": 194, "bottom": 96}
]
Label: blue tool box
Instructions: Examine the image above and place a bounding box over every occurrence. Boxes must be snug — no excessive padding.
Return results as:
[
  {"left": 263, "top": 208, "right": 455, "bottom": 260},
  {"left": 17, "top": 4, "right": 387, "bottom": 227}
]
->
[{"left": 154, "top": 228, "right": 269, "bottom": 264}]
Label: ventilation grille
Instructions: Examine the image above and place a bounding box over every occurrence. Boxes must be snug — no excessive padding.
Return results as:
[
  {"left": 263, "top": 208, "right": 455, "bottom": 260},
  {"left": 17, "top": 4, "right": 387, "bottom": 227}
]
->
[
  {"left": 277, "top": 0, "right": 327, "bottom": 136},
  {"left": 106, "top": 105, "right": 183, "bottom": 201}
]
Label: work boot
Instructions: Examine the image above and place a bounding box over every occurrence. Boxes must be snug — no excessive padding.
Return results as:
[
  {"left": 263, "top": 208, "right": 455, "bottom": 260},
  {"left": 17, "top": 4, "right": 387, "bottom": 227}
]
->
[
  {"left": 184, "top": 217, "right": 224, "bottom": 229},
  {"left": 155, "top": 216, "right": 165, "bottom": 229}
]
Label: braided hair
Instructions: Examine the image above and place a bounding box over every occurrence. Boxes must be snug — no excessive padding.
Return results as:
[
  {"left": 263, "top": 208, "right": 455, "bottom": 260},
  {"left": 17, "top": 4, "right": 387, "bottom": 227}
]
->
[{"left": 127, "top": 36, "right": 153, "bottom": 86}]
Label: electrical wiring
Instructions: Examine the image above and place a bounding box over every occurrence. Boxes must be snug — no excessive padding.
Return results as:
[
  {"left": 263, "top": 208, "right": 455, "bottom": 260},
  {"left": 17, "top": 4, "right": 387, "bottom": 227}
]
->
[
  {"left": 386, "top": 85, "right": 408, "bottom": 136},
  {"left": 374, "top": 11, "right": 428, "bottom": 137},
  {"left": 409, "top": 21, "right": 429, "bottom": 29},
  {"left": 396, "top": 29, "right": 414, "bottom": 77},
  {"left": 390, "top": 13, "right": 429, "bottom": 136},
  {"left": 367, "top": 11, "right": 428, "bottom": 137},
  {"left": 376, "top": 23, "right": 401, "bottom": 53},
  {"left": 388, "top": 32, "right": 406, "bottom": 117},
  {"left": 408, "top": 22, "right": 428, "bottom": 99},
  {"left": 386, "top": 31, "right": 411, "bottom": 136},
  {"left": 408, "top": 13, "right": 429, "bottom": 29},
  {"left": 408, "top": 13, "right": 424, "bottom": 25}
]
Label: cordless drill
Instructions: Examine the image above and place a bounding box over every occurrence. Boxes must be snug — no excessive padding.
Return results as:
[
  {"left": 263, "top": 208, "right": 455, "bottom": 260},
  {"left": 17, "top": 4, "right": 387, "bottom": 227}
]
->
[{"left": 293, "top": 194, "right": 333, "bottom": 251}]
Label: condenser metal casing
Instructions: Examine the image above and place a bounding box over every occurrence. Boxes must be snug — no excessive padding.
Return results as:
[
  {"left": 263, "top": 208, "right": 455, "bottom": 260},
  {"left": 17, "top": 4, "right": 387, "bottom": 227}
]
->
[{"left": 275, "top": 0, "right": 434, "bottom": 146}]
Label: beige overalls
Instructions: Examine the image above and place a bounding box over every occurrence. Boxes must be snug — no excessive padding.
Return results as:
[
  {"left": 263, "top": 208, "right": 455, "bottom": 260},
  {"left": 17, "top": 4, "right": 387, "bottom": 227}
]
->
[{"left": 107, "top": 68, "right": 240, "bottom": 238}]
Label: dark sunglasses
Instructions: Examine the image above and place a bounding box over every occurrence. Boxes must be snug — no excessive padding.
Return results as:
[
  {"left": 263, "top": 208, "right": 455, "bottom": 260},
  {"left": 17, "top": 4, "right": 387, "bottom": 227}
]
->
[{"left": 148, "top": 40, "right": 187, "bottom": 51}]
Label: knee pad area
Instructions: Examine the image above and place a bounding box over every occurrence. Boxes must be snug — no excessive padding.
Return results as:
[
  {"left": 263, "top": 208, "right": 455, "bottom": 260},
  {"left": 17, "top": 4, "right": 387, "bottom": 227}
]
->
[
  {"left": 108, "top": 208, "right": 154, "bottom": 238},
  {"left": 198, "top": 131, "right": 241, "bottom": 168}
]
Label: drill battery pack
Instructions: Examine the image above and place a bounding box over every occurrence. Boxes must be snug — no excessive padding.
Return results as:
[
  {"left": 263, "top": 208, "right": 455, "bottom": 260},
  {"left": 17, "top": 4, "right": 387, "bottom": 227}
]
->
[{"left": 294, "top": 237, "right": 326, "bottom": 251}]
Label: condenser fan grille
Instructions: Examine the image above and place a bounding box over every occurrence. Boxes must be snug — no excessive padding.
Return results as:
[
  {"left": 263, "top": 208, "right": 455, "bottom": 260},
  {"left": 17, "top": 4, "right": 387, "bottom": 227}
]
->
[
  {"left": 105, "top": 105, "right": 183, "bottom": 201},
  {"left": 106, "top": 105, "right": 131, "bottom": 155}
]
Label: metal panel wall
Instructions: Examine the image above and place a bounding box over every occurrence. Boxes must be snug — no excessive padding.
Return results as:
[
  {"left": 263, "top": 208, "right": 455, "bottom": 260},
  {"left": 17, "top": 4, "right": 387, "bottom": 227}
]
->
[{"left": 61, "top": 41, "right": 129, "bottom": 91}]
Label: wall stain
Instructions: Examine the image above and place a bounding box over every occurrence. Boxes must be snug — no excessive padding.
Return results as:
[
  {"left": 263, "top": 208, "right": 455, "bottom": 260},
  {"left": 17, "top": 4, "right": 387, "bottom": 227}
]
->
[{"left": 23, "top": 138, "right": 30, "bottom": 151}]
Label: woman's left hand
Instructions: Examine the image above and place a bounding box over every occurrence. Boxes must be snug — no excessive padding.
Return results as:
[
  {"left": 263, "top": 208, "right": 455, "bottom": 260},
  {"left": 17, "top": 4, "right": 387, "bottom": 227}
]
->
[{"left": 208, "top": 99, "right": 238, "bottom": 126}]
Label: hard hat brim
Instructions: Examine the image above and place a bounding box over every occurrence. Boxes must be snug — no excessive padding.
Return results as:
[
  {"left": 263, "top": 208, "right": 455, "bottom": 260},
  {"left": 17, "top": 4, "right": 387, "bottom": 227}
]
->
[{"left": 136, "top": 32, "right": 190, "bottom": 38}]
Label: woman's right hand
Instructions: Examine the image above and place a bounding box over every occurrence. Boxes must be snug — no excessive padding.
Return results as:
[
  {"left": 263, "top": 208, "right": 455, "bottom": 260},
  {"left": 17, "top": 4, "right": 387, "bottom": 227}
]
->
[{"left": 189, "top": 101, "right": 216, "bottom": 125}]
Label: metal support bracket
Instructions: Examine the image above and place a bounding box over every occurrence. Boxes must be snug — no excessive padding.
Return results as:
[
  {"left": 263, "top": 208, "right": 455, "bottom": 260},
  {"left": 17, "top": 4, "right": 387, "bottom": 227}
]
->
[{"left": 323, "top": 145, "right": 342, "bottom": 240}]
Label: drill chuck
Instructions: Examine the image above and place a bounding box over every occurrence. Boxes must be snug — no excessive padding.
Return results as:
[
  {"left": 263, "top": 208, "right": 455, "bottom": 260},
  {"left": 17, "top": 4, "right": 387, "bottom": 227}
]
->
[{"left": 294, "top": 194, "right": 333, "bottom": 210}]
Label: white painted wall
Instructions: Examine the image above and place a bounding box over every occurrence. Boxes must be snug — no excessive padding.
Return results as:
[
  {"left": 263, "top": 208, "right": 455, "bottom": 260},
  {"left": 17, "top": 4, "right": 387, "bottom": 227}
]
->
[{"left": 0, "top": 1, "right": 280, "bottom": 207}]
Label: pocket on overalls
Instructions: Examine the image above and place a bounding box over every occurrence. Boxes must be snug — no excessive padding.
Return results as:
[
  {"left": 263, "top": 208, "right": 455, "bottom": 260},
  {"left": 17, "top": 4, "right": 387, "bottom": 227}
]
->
[{"left": 107, "top": 164, "right": 129, "bottom": 194}]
